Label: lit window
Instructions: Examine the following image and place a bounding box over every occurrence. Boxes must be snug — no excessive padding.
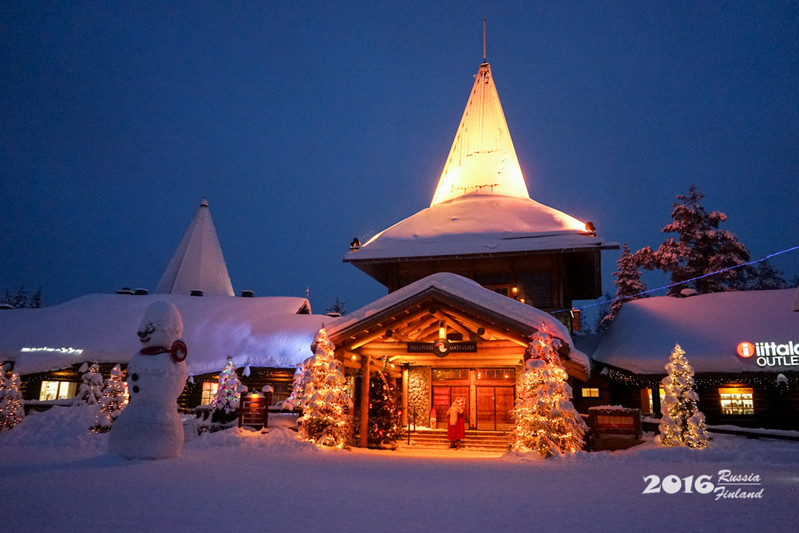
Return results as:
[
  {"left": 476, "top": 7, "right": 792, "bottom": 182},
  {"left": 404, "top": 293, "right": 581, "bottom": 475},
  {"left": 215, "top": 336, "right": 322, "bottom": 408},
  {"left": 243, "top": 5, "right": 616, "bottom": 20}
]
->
[
  {"left": 39, "top": 381, "right": 77, "bottom": 401},
  {"left": 640, "top": 387, "right": 665, "bottom": 414},
  {"left": 719, "top": 387, "right": 754, "bottom": 415},
  {"left": 581, "top": 388, "right": 599, "bottom": 398},
  {"left": 201, "top": 381, "right": 219, "bottom": 405}
]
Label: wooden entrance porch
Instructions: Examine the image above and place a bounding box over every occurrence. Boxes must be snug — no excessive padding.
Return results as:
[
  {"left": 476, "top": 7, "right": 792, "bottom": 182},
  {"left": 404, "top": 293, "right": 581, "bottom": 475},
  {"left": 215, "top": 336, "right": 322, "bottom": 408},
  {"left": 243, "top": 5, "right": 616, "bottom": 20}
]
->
[{"left": 326, "top": 275, "right": 589, "bottom": 448}]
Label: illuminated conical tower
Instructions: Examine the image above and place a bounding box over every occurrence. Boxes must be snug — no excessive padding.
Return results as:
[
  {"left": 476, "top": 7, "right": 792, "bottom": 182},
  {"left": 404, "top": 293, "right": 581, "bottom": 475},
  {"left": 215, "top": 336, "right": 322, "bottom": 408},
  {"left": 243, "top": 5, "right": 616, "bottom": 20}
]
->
[
  {"left": 346, "top": 59, "right": 616, "bottom": 318},
  {"left": 155, "top": 198, "right": 235, "bottom": 297}
]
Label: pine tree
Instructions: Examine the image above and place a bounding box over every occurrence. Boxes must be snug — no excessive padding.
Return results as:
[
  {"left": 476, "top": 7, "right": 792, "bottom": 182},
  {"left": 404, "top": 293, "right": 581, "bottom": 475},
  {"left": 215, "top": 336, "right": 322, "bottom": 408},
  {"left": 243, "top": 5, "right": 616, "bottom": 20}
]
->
[
  {"left": 92, "top": 364, "right": 126, "bottom": 433},
  {"left": 211, "top": 356, "right": 242, "bottom": 420},
  {"left": 73, "top": 363, "right": 104, "bottom": 406},
  {"left": 29, "top": 288, "right": 43, "bottom": 308},
  {"left": 637, "top": 185, "right": 750, "bottom": 295},
  {"left": 511, "top": 329, "right": 587, "bottom": 457},
  {"left": 0, "top": 372, "right": 25, "bottom": 431},
  {"left": 298, "top": 328, "right": 352, "bottom": 448},
  {"left": 747, "top": 260, "right": 788, "bottom": 290},
  {"left": 11, "top": 285, "right": 27, "bottom": 309},
  {"left": 284, "top": 362, "right": 311, "bottom": 410},
  {"left": 656, "top": 344, "right": 710, "bottom": 448},
  {"left": 600, "top": 243, "right": 647, "bottom": 329},
  {"left": 365, "top": 371, "right": 402, "bottom": 446}
]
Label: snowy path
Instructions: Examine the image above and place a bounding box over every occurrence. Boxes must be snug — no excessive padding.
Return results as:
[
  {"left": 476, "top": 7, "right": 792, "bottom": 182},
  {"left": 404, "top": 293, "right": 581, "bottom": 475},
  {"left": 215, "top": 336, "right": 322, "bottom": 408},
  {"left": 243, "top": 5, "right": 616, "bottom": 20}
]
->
[{"left": 1, "top": 409, "right": 797, "bottom": 532}]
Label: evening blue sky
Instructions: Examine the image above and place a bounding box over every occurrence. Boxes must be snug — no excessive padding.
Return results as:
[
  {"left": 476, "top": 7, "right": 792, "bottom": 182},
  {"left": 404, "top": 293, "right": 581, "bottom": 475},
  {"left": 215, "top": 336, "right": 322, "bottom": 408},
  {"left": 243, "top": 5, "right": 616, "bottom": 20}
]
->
[{"left": 1, "top": 2, "right": 797, "bottom": 316}]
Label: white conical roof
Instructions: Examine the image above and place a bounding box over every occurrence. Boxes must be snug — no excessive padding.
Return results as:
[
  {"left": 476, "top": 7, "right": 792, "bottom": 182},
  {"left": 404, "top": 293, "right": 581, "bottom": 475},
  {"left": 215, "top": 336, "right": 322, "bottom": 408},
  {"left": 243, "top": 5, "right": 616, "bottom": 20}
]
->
[
  {"left": 155, "top": 198, "right": 235, "bottom": 297},
  {"left": 430, "top": 62, "right": 529, "bottom": 206}
]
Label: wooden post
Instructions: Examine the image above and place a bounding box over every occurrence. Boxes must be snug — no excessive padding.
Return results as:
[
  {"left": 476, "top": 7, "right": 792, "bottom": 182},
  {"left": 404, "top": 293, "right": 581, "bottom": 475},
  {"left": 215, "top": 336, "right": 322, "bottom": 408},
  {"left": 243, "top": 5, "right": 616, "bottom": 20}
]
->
[
  {"left": 401, "top": 366, "right": 409, "bottom": 427},
  {"left": 359, "top": 355, "right": 371, "bottom": 448}
]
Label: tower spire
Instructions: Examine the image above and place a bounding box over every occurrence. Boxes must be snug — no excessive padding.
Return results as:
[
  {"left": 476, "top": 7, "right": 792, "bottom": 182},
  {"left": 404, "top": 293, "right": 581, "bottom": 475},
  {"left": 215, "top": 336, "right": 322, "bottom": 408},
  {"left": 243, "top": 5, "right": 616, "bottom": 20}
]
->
[{"left": 482, "top": 17, "right": 487, "bottom": 62}]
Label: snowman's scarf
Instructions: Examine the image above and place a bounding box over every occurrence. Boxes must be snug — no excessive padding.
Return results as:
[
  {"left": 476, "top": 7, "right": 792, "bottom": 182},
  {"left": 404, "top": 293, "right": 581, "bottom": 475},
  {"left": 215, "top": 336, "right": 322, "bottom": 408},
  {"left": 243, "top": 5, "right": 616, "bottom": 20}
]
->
[
  {"left": 448, "top": 397, "right": 466, "bottom": 425},
  {"left": 140, "top": 346, "right": 170, "bottom": 356}
]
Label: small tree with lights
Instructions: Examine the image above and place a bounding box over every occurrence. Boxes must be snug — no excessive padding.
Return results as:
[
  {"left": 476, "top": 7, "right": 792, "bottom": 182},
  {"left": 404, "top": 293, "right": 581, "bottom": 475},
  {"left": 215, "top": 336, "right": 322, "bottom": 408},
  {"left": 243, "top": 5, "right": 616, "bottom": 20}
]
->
[
  {"left": 511, "top": 328, "right": 587, "bottom": 457},
  {"left": 0, "top": 372, "right": 25, "bottom": 432},
  {"left": 211, "top": 356, "right": 241, "bottom": 423},
  {"left": 283, "top": 361, "right": 311, "bottom": 410},
  {"left": 92, "top": 364, "right": 126, "bottom": 433},
  {"left": 298, "top": 328, "right": 352, "bottom": 448},
  {"left": 365, "top": 370, "right": 402, "bottom": 447},
  {"left": 73, "top": 363, "right": 104, "bottom": 406},
  {"left": 656, "top": 344, "right": 710, "bottom": 448}
]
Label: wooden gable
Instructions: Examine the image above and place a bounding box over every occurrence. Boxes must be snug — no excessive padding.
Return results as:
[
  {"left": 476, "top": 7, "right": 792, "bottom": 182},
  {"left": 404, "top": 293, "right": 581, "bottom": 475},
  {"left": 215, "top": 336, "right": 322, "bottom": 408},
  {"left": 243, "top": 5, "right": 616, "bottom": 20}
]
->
[{"left": 328, "top": 286, "right": 588, "bottom": 382}]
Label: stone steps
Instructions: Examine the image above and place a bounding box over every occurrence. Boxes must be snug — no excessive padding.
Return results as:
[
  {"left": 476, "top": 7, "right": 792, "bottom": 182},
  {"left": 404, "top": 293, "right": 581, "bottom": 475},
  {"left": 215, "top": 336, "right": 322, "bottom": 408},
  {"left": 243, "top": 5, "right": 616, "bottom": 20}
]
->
[{"left": 399, "top": 429, "right": 511, "bottom": 452}]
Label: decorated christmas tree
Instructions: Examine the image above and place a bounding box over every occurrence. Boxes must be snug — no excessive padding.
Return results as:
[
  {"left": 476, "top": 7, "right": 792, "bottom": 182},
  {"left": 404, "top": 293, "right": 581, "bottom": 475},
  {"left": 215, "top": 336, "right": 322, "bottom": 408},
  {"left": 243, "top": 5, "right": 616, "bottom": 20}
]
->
[
  {"left": 365, "top": 370, "right": 402, "bottom": 446},
  {"left": 511, "top": 329, "right": 587, "bottom": 457},
  {"left": 283, "top": 361, "right": 311, "bottom": 410},
  {"left": 657, "top": 344, "right": 710, "bottom": 448},
  {"left": 92, "top": 364, "right": 127, "bottom": 433},
  {"left": 298, "top": 328, "right": 352, "bottom": 448},
  {"left": 0, "top": 372, "right": 25, "bottom": 431},
  {"left": 211, "top": 356, "right": 241, "bottom": 422},
  {"left": 73, "top": 363, "right": 104, "bottom": 406}
]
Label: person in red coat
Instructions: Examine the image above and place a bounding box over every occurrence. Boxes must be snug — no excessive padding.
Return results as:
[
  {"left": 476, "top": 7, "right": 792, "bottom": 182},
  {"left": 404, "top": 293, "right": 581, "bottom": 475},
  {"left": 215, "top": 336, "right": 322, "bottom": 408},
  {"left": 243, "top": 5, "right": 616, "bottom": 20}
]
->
[{"left": 447, "top": 396, "right": 466, "bottom": 448}]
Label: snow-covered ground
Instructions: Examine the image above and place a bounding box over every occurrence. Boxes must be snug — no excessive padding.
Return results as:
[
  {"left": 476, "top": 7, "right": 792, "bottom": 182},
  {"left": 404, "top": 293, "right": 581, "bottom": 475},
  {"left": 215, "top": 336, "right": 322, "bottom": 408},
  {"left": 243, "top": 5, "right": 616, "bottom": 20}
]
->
[{"left": 1, "top": 407, "right": 797, "bottom": 532}]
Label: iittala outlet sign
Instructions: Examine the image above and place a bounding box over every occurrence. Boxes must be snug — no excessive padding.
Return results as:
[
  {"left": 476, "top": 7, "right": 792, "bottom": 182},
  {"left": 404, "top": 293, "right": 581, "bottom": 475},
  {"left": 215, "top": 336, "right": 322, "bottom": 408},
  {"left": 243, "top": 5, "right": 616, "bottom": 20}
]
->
[{"left": 737, "top": 341, "right": 799, "bottom": 367}]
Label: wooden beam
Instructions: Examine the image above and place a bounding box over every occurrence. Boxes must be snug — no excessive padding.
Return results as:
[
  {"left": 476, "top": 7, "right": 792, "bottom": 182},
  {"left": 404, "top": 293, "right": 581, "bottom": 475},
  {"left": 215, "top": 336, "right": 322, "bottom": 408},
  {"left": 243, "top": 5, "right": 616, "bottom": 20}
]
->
[
  {"left": 397, "top": 315, "right": 438, "bottom": 339},
  {"left": 359, "top": 355, "right": 371, "bottom": 448},
  {"left": 401, "top": 367, "right": 408, "bottom": 427},
  {"left": 350, "top": 328, "right": 390, "bottom": 350},
  {"left": 439, "top": 306, "right": 532, "bottom": 346},
  {"left": 431, "top": 311, "right": 474, "bottom": 339}
]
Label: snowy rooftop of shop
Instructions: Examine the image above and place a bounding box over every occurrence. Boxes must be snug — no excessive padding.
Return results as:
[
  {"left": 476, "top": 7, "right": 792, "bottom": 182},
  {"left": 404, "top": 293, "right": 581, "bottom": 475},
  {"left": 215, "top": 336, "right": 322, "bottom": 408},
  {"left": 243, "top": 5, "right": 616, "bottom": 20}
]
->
[
  {"left": 328, "top": 272, "right": 590, "bottom": 373},
  {"left": 0, "top": 294, "right": 324, "bottom": 376},
  {"left": 591, "top": 288, "right": 799, "bottom": 374}
]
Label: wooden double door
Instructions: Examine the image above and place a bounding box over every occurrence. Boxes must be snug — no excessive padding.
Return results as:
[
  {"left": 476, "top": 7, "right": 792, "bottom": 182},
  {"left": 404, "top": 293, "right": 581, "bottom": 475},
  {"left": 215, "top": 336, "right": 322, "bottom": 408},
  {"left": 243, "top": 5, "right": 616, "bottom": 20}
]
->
[
  {"left": 476, "top": 386, "right": 514, "bottom": 431},
  {"left": 433, "top": 386, "right": 470, "bottom": 430},
  {"left": 432, "top": 384, "right": 514, "bottom": 431}
]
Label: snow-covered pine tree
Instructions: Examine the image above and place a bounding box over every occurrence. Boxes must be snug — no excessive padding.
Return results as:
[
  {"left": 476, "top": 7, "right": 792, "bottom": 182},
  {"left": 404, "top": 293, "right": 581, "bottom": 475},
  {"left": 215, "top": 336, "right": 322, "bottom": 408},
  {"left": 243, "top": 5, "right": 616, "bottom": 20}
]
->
[
  {"left": 511, "top": 329, "right": 587, "bottom": 457},
  {"left": 0, "top": 372, "right": 25, "bottom": 431},
  {"left": 637, "top": 185, "right": 750, "bottom": 295},
  {"left": 298, "top": 328, "right": 352, "bottom": 448},
  {"left": 211, "top": 356, "right": 241, "bottom": 421},
  {"left": 283, "top": 361, "right": 311, "bottom": 410},
  {"left": 73, "top": 363, "right": 104, "bottom": 406},
  {"left": 92, "top": 364, "right": 126, "bottom": 433},
  {"left": 600, "top": 243, "right": 647, "bottom": 329},
  {"left": 747, "top": 259, "right": 789, "bottom": 290},
  {"left": 365, "top": 370, "right": 402, "bottom": 447},
  {"left": 656, "top": 344, "right": 709, "bottom": 448}
]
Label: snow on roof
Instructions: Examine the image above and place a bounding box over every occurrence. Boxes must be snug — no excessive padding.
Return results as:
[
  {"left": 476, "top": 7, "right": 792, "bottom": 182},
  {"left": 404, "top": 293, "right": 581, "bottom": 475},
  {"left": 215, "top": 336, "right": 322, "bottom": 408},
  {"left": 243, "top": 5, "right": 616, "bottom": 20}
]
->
[
  {"left": 346, "top": 195, "right": 613, "bottom": 261},
  {"left": 591, "top": 289, "right": 799, "bottom": 374},
  {"left": 328, "top": 272, "right": 589, "bottom": 372},
  {"left": 155, "top": 198, "right": 235, "bottom": 297},
  {"left": 0, "top": 294, "right": 323, "bottom": 376},
  {"left": 431, "top": 62, "right": 529, "bottom": 206},
  {"left": 346, "top": 61, "right": 615, "bottom": 264}
]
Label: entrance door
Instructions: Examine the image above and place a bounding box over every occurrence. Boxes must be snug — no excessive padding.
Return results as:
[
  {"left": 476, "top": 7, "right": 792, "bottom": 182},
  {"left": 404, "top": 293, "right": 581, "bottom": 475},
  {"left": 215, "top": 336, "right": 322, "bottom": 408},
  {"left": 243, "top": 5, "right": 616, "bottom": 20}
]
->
[
  {"left": 476, "top": 386, "right": 515, "bottom": 430},
  {"left": 432, "top": 386, "right": 469, "bottom": 429}
]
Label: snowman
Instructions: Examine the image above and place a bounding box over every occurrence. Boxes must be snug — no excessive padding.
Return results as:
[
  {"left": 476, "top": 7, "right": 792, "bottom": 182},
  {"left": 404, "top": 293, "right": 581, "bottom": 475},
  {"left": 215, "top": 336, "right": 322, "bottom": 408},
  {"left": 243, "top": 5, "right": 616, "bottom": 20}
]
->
[{"left": 109, "top": 301, "right": 188, "bottom": 459}]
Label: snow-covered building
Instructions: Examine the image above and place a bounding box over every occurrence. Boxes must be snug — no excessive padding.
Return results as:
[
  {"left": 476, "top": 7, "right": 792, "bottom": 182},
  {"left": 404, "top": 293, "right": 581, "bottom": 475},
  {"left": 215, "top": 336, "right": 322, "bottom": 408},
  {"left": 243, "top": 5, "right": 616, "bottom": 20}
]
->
[
  {"left": 337, "top": 59, "right": 617, "bottom": 446},
  {"left": 0, "top": 199, "right": 325, "bottom": 408},
  {"left": 326, "top": 272, "right": 589, "bottom": 447},
  {"left": 345, "top": 60, "right": 617, "bottom": 322},
  {"left": 589, "top": 289, "right": 799, "bottom": 430}
]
